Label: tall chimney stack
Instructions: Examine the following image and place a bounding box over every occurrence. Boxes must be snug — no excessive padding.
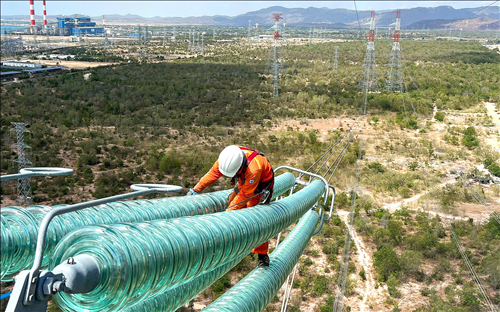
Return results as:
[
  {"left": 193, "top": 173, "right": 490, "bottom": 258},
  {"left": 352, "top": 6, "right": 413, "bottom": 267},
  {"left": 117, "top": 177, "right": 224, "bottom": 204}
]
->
[
  {"left": 43, "top": 0, "right": 47, "bottom": 26},
  {"left": 29, "top": 0, "right": 35, "bottom": 26}
]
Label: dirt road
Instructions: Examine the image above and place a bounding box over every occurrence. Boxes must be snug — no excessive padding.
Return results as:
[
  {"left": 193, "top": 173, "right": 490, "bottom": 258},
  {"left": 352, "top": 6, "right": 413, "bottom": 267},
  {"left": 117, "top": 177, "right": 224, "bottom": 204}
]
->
[
  {"left": 484, "top": 102, "right": 500, "bottom": 134},
  {"left": 383, "top": 178, "right": 457, "bottom": 212},
  {"left": 338, "top": 211, "right": 386, "bottom": 311}
]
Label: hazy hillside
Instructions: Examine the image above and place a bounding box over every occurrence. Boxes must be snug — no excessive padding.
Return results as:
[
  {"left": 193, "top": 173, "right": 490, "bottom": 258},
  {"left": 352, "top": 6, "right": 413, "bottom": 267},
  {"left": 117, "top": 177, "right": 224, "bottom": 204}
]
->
[
  {"left": 2, "top": 5, "right": 499, "bottom": 27},
  {"left": 406, "top": 17, "right": 500, "bottom": 30}
]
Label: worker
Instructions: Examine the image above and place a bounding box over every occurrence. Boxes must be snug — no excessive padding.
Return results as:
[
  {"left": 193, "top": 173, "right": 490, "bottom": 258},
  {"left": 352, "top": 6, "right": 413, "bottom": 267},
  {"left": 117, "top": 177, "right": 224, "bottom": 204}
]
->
[{"left": 187, "top": 145, "right": 275, "bottom": 267}]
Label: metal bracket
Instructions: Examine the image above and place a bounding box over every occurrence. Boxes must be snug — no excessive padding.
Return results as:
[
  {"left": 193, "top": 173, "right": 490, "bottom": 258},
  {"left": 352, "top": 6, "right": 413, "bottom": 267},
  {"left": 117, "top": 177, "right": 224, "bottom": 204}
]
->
[
  {"left": 0, "top": 167, "right": 74, "bottom": 182},
  {"left": 274, "top": 166, "right": 337, "bottom": 235},
  {"left": 274, "top": 166, "right": 330, "bottom": 202},
  {"left": 17, "top": 184, "right": 182, "bottom": 307},
  {"left": 6, "top": 272, "right": 47, "bottom": 312}
]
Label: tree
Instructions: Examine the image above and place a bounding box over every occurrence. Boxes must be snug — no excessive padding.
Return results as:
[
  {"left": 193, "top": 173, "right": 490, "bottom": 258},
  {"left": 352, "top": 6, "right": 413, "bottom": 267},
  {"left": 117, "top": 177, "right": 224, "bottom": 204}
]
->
[
  {"left": 400, "top": 250, "right": 423, "bottom": 275},
  {"left": 462, "top": 126, "right": 479, "bottom": 149},
  {"left": 434, "top": 111, "right": 445, "bottom": 122},
  {"left": 373, "top": 244, "right": 400, "bottom": 281}
]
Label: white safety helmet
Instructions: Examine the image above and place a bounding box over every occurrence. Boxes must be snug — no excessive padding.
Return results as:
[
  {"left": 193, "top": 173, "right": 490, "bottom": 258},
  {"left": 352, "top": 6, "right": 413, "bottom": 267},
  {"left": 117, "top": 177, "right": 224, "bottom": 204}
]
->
[{"left": 218, "top": 145, "right": 245, "bottom": 178}]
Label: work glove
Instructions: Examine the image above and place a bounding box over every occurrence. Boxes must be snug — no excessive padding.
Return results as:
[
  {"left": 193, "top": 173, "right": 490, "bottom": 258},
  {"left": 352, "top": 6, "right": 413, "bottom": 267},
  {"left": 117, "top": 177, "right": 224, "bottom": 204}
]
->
[{"left": 186, "top": 188, "right": 199, "bottom": 196}]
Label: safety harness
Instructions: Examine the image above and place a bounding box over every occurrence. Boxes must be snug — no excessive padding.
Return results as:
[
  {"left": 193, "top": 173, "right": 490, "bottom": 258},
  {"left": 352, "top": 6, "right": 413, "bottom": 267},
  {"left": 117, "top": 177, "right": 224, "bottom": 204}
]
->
[{"left": 230, "top": 147, "right": 275, "bottom": 205}]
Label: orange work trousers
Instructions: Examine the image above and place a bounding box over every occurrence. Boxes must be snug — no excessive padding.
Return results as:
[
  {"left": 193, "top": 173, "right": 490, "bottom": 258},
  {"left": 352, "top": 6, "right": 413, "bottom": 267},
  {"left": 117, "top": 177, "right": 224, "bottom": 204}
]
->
[{"left": 227, "top": 193, "right": 269, "bottom": 255}]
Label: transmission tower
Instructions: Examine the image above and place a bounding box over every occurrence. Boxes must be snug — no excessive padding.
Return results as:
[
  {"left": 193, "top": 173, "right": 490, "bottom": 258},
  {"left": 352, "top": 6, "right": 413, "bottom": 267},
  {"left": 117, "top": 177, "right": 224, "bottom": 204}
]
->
[
  {"left": 172, "top": 26, "right": 176, "bottom": 43},
  {"left": 191, "top": 30, "right": 196, "bottom": 52},
  {"left": 188, "top": 29, "right": 192, "bottom": 51},
  {"left": 266, "top": 13, "right": 284, "bottom": 98},
  {"left": 196, "top": 32, "right": 200, "bottom": 52},
  {"left": 308, "top": 27, "right": 313, "bottom": 47},
  {"left": 333, "top": 46, "right": 339, "bottom": 71},
  {"left": 201, "top": 32, "right": 205, "bottom": 55},
  {"left": 103, "top": 29, "right": 110, "bottom": 49},
  {"left": 385, "top": 11, "right": 404, "bottom": 92},
  {"left": 281, "top": 20, "right": 287, "bottom": 45},
  {"left": 247, "top": 20, "right": 252, "bottom": 43},
  {"left": 11, "top": 122, "right": 33, "bottom": 204},
  {"left": 358, "top": 11, "right": 378, "bottom": 92}
]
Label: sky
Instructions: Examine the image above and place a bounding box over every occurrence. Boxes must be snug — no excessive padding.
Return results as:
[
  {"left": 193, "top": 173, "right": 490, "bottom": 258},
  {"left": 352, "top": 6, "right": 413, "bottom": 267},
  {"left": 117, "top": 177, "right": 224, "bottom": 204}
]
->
[{"left": 0, "top": 1, "right": 494, "bottom": 18}]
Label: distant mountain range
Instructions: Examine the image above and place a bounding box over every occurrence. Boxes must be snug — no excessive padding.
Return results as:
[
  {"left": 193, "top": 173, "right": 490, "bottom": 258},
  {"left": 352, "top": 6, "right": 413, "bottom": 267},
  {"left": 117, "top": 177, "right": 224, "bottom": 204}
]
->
[
  {"left": 2, "top": 5, "right": 499, "bottom": 30},
  {"left": 406, "top": 17, "right": 500, "bottom": 31}
]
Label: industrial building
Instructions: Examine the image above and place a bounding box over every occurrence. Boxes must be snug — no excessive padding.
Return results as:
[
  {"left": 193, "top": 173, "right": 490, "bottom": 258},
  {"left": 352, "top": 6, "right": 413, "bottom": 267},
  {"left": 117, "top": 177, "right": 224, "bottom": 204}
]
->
[
  {"left": 57, "top": 16, "right": 104, "bottom": 36},
  {"left": 2, "top": 61, "right": 42, "bottom": 69}
]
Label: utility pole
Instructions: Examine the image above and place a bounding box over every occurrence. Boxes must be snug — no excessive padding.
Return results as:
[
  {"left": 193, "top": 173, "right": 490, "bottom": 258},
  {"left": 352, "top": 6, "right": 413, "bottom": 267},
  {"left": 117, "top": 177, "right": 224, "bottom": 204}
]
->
[
  {"left": 11, "top": 122, "right": 33, "bottom": 204},
  {"left": 358, "top": 11, "right": 378, "bottom": 92},
  {"left": 385, "top": 11, "right": 404, "bottom": 92}
]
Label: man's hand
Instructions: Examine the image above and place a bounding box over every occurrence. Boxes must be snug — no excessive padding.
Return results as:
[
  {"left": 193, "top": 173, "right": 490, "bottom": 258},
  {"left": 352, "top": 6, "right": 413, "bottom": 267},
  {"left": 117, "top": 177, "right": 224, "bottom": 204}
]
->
[{"left": 186, "top": 188, "right": 199, "bottom": 196}]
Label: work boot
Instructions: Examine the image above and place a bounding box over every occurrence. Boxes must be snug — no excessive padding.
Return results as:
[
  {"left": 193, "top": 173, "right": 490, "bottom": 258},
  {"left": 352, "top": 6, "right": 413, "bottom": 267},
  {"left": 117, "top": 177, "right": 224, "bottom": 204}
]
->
[{"left": 258, "top": 254, "right": 270, "bottom": 267}]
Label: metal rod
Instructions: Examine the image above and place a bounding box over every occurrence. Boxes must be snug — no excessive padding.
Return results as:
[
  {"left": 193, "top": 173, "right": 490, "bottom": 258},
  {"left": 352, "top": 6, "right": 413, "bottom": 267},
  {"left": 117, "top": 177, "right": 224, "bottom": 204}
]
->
[
  {"left": 282, "top": 263, "right": 299, "bottom": 312},
  {"left": 323, "top": 185, "right": 336, "bottom": 221},
  {"left": 0, "top": 167, "right": 73, "bottom": 182},
  {"left": 274, "top": 166, "right": 329, "bottom": 201}
]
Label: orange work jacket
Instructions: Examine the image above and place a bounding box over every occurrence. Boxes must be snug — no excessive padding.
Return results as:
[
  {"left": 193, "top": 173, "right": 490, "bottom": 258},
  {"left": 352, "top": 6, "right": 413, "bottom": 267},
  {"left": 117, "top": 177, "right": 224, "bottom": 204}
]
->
[{"left": 193, "top": 146, "right": 274, "bottom": 209}]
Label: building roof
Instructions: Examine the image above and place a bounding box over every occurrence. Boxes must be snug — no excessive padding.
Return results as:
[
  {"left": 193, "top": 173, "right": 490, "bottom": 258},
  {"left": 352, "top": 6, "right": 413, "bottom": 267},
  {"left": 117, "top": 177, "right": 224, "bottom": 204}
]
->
[
  {"left": 24, "top": 66, "right": 66, "bottom": 73},
  {"left": 1, "top": 71, "right": 22, "bottom": 76}
]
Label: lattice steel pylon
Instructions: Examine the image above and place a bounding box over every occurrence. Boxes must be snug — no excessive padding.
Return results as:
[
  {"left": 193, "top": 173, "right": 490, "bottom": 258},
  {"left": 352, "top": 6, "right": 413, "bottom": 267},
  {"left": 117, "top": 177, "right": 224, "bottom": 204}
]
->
[
  {"left": 308, "top": 27, "right": 313, "bottom": 47},
  {"left": 333, "top": 46, "right": 339, "bottom": 71},
  {"left": 198, "top": 32, "right": 201, "bottom": 52},
  {"left": 171, "top": 26, "right": 176, "bottom": 43},
  {"left": 266, "top": 13, "right": 285, "bottom": 98},
  {"left": 247, "top": 20, "right": 252, "bottom": 43},
  {"left": 11, "top": 122, "right": 33, "bottom": 204},
  {"left": 357, "top": 10, "right": 378, "bottom": 92},
  {"left": 385, "top": 11, "right": 404, "bottom": 92},
  {"left": 188, "top": 29, "right": 192, "bottom": 51},
  {"left": 281, "top": 19, "right": 288, "bottom": 45},
  {"left": 103, "top": 30, "right": 110, "bottom": 49},
  {"left": 201, "top": 32, "right": 205, "bottom": 55}
]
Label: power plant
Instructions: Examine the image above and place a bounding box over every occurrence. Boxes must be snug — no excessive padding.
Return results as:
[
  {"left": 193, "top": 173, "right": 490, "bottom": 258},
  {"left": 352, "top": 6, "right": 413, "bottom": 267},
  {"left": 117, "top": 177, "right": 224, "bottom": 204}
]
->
[
  {"left": 4, "top": 1, "right": 104, "bottom": 37},
  {"left": 56, "top": 16, "right": 104, "bottom": 36}
]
